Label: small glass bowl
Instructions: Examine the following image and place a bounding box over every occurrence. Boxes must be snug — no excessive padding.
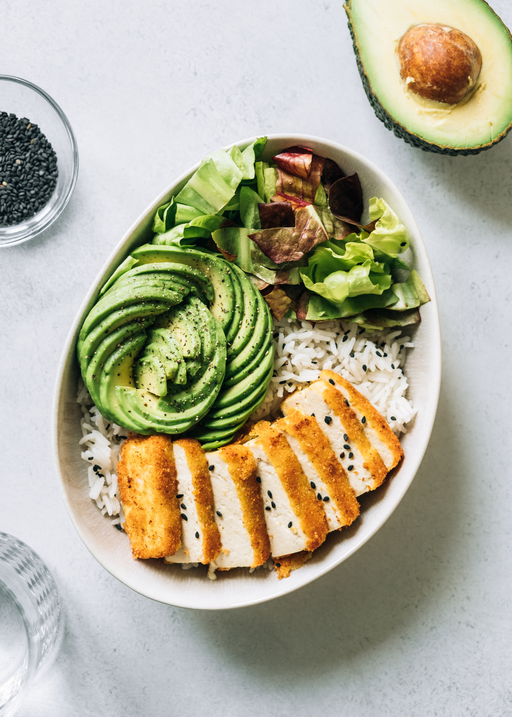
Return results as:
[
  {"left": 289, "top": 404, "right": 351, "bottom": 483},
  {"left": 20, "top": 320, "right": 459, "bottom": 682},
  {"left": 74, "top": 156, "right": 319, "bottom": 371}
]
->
[{"left": 0, "top": 75, "right": 79, "bottom": 248}]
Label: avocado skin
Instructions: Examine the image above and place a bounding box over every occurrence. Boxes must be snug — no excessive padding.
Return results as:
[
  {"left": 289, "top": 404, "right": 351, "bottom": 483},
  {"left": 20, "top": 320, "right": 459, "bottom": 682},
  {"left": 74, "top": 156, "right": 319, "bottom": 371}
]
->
[{"left": 344, "top": 0, "right": 512, "bottom": 155}]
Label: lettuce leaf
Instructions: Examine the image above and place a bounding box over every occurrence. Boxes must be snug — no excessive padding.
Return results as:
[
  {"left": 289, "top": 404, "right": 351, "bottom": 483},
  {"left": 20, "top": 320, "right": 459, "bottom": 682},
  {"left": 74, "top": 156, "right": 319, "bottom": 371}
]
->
[
  {"left": 362, "top": 198, "right": 409, "bottom": 258},
  {"left": 249, "top": 205, "right": 330, "bottom": 263},
  {"left": 391, "top": 270, "right": 430, "bottom": 309},
  {"left": 273, "top": 146, "right": 313, "bottom": 179},
  {"left": 229, "top": 137, "right": 267, "bottom": 181},
  {"left": 212, "top": 226, "right": 302, "bottom": 285},
  {"left": 153, "top": 214, "right": 225, "bottom": 246},
  {"left": 240, "top": 186, "right": 264, "bottom": 230},
  {"left": 153, "top": 198, "right": 206, "bottom": 234}
]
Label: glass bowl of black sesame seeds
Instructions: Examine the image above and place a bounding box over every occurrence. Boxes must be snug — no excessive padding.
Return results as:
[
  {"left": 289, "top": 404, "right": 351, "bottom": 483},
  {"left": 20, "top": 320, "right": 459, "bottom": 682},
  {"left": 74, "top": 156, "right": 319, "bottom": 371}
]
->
[{"left": 0, "top": 75, "right": 79, "bottom": 248}]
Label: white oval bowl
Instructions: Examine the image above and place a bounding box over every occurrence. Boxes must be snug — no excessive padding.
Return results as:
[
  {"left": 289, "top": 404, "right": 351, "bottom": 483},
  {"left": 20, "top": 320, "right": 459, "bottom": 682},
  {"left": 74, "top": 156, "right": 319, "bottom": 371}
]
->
[{"left": 53, "top": 135, "right": 441, "bottom": 610}]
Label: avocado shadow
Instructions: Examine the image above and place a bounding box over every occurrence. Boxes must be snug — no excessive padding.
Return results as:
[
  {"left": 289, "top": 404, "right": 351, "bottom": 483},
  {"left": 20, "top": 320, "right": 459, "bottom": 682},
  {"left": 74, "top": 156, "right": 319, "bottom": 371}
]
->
[
  {"left": 177, "top": 364, "right": 467, "bottom": 687},
  {"left": 405, "top": 132, "right": 512, "bottom": 228}
]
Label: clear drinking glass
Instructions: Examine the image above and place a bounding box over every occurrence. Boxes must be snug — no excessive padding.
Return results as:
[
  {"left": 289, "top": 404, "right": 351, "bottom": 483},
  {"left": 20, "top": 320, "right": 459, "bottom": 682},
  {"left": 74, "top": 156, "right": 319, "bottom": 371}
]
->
[{"left": 0, "top": 533, "right": 61, "bottom": 716}]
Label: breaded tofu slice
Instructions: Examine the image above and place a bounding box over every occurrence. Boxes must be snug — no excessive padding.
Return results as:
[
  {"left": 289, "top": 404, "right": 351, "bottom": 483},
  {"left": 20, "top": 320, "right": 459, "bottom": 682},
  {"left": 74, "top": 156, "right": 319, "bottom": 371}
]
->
[
  {"left": 117, "top": 434, "right": 181, "bottom": 559},
  {"left": 164, "top": 439, "right": 221, "bottom": 566},
  {"left": 321, "top": 370, "right": 403, "bottom": 472},
  {"left": 281, "top": 372, "right": 403, "bottom": 496},
  {"left": 207, "top": 444, "right": 270, "bottom": 578},
  {"left": 276, "top": 411, "right": 360, "bottom": 531},
  {"left": 246, "top": 421, "right": 328, "bottom": 558}
]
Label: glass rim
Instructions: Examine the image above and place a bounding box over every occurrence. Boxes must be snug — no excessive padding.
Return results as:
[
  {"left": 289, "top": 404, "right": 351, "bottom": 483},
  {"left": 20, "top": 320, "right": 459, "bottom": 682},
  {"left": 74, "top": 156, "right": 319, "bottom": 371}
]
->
[{"left": 0, "top": 74, "right": 79, "bottom": 248}]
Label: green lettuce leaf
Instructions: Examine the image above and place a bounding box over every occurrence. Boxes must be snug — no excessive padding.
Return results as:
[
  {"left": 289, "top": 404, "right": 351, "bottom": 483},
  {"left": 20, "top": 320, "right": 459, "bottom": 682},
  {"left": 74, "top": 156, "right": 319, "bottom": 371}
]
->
[
  {"left": 153, "top": 198, "right": 206, "bottom": 234},
  {"left": 212, "top": 226, "right": 302, "bottom": 285},
  {"left": 305, "top": 289, "right": 399, "bottom": 322},
  {"left": 229, "top": 137, "right": 267, "bottom": 181},
  {"left": 363, "top": 198, "right": 409, "bottom": 258},
  {"left": 240, "top": 186, "right": 264, "bottom": 230},
  {"left": 154, "top": 214, "right": 225, "bottom": 246},
  {"left": 391, "top": 270, "right": 431, "bottom": 310}
]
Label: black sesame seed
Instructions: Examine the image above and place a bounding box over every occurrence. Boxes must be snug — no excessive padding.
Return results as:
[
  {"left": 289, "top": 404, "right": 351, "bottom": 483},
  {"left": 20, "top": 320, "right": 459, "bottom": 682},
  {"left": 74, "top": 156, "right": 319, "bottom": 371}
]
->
[
  {"left": 348, "top": 465, "right": 354, "bottom": 471},
  {"left": 93, "top": 464, "right": 101, "bottom": 472},
  {"left": 176, "top": 494, "right": 183, "bottom": 499},
  {"left": 376, "top": 351, "right": 382, "bottom": 357},
  {"left": 340, "top": 452, "right": 345, "bottom": 459},
  {"left": 345, "top": 399, "right": 349, "bottom": 407},
  {"left": 0, "top": 112, "right": 58, "bottom": 225},
  {"left": 343, "top": 433, "right": 348, "bottom": 441},
  {"left": 317, "top": 493, "right": 322, "bottom": 500},
  {"left": 181, "top": 513, "right": 188, "bottom": 520},
  {"left": 328, "top": 378, "right": 335, "bottom": 385},
  {"left": 362, "top": 365, "right": 367, "bottom": 372},
  {"left": 195, "top": 531, "right": 200, "bottom": 539},
  {"left": 324, "top": 416, "right": 332, "bottom": 424},
  {"left": 87, "top": 456, "right": 93, "bottom": 460},
  {"left": 216, "top": 511, "right": 222, "bottom": 517},
  {"left": 209, "top": 465, "right": 214, "bottom": 471},
  {"left": 400, "top": 241, "right": 406, "bottom": 246},
  {"left": 391, "top": 416, "right": 396, "bottom": 421},
  {"left": 279, "top": 380, "right": 286, "bottom": 385},
  {"left": 181, "top": 503, "right": 186, "bottom": 510},
  {"left": 350, "top": 352, "right": 355, "bottom": 358},
  {"left": 323, "top": 496, "right": 330, "bottom": 502},
  {"left": 349, "top": 452, "right": 354, "bottom": 459},
  {"left": 342, "top": 335, "right": 348, "bottom": 342},
  {"left": 275, "top": 562, "right": 281, "bottom": 568},
  {"left": 288, "top": 521, "right": 293, "bottom": 528},
  {"left": 267, "top": 490, "right": 273, "bottom": 499},
  {"left": 310, "top": 481, "right": 316, "bottom": 489},
  {"left": 271, "top": 501, "right": 276, "bottom": 509},
  {"left": 311, "top": 413, "right": 316, "bottom": 417},
  {"left": 115, "top": 523, "right": 123, "bottom": 531},
  {"left": 344, "top": 444, "right": 350, "bottom": 450},
  {"left": 265, "top": 506, "right": 271, "bottom": 511},
  {"left": 391, "top": 364, "right": 395, "bottom": 369},
  {"left": 362, "top": 416, "right": 366, "bottom": 424},
  {"left": 256, "top": 476, "right": 261, "bottom": 484}
]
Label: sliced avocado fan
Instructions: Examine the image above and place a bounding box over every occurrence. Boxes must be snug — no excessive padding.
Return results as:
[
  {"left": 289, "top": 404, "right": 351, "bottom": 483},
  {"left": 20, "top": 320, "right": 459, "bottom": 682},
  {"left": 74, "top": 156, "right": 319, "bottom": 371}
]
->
[{"left": 77, "top": 245, "right": 274, "bottom": 445}]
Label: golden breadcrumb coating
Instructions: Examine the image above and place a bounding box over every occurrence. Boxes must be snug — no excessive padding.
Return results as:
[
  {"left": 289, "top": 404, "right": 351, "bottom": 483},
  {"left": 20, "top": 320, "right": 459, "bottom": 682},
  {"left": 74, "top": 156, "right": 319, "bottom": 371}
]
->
[
  {"left": 174, "top": 438, "right": 221, "bottom": 564},
  {"left": 117, "top": 434, "right": 181, "bottom": 560}
]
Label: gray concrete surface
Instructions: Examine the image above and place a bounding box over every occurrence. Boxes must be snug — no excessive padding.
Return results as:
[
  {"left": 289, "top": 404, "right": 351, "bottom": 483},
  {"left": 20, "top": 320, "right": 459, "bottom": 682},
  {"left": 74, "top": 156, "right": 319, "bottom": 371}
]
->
[{"left": 1, "top": 1, "right": 511, "bottom": 715}]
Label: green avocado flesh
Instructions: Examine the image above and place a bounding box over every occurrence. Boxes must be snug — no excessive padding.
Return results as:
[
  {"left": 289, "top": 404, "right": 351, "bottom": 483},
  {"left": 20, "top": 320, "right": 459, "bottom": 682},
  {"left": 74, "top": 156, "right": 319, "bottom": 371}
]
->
[
  {"left": 78, "top": 243, "right": 274, "bottom": 446},
  {"left": 345, "top": 0, "right": 512, "bottom": 154}
]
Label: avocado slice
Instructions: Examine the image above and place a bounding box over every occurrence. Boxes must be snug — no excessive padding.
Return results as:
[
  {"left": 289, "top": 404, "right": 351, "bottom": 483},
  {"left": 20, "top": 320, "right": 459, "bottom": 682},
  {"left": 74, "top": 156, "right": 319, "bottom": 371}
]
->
[
  {"left": 133, "top": 353, "right": 168, "bottom": 397},
  {"left": 130, "top": 244, "right": 236, "bottom": 335},
  {"left": 156, "top": 304, "right": 201, "bottom": 359},
  {"left": 345, "top": 0, "right": 512, "bottom": 154},
  {"left": 224, "top": 285, "right": 271, "bottom": 382}
]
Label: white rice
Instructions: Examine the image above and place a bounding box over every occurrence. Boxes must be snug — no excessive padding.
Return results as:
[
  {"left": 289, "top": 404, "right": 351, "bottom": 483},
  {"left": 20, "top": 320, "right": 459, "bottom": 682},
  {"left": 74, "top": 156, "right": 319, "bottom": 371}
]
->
[{"left": 77, "top": 319, "right": 416, "bottom": 523}]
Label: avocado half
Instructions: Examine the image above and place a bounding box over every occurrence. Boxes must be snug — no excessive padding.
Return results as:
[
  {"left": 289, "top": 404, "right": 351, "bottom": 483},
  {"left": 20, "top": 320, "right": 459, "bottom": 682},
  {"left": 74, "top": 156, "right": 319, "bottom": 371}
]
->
[{"left": 345, "top": 0, "right": 512, "bottom": 155}]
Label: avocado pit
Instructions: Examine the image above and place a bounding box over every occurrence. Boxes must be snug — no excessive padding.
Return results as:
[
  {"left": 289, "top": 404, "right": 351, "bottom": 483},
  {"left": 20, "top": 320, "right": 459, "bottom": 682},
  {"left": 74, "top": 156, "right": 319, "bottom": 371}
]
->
[{"left": 398, "top": 23, "right": 482, "bottom": 105}]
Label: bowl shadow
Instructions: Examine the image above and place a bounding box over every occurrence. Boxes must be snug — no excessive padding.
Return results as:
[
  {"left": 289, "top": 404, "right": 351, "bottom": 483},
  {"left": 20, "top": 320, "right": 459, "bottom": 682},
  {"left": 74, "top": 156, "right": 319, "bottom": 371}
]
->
[{"left": 172, "top": 368, "right": 465, "bottom": 684}]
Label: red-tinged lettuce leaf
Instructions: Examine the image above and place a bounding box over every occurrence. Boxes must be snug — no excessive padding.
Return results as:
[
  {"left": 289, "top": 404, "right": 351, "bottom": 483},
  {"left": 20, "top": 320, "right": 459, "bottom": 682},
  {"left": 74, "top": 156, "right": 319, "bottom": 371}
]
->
[
  {"left": 315, "top": 208, "right": 353, "bottom": 241},
  {"left": 258, "top": 201, "right": 295, "bottom": 229},
  {"left": 296, "top": 290, "right": 310, "bottom": 321},
  {"left": 273, "top": 146, "right": 314, "bottom": 179},
  {"left": 270, "top": 193, "right": 309, "bottom": 210},
  {"left": 322, "top": 158, "right": 345, "bottom": 193},
  {"left": 263, "top": 287, "right": 294, "bottom": 321},
  {"left": 275, "top": 153, "right": 325, "bottom": 205},
  {"left": 249, "top": 205, "right": 329, "bottom": 264},
  {"left": 328, "top": 173, "right": 364, "bottom": 225}
]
